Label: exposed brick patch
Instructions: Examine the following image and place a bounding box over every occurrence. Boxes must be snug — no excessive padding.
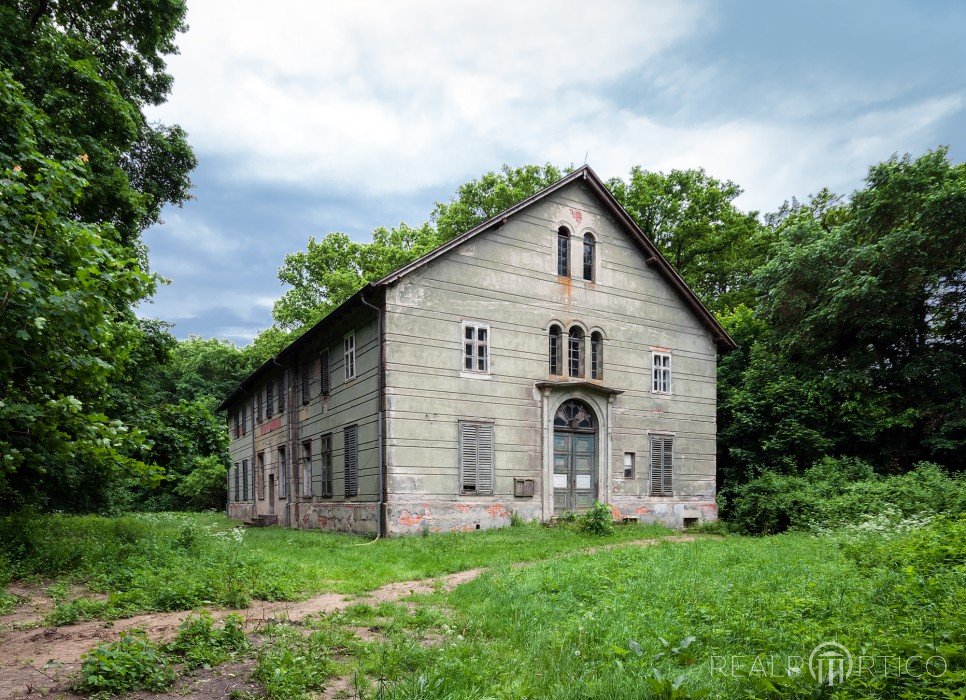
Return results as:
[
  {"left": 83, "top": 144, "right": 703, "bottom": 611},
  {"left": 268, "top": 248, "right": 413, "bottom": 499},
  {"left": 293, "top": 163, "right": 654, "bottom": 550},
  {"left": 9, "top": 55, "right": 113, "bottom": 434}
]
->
[
  {"left": 398, "top": 510, "right": 424, "bottom": 528},
  {"left": 485, "top": 503, "right": 510, "bottom": 518},
  {"left": 609, "top": 504, "right": 624, "bottom": 520},
  {"left": 634, "top": 506, "right": 651, "bottom": 515}
]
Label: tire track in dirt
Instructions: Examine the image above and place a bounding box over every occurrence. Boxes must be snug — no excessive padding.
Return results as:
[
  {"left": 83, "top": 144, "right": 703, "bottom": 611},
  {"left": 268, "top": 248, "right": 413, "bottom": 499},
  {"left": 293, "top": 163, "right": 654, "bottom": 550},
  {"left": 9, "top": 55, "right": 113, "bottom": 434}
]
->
[{"left": 0, "top": 534, "right": 698, "bottom": 698}]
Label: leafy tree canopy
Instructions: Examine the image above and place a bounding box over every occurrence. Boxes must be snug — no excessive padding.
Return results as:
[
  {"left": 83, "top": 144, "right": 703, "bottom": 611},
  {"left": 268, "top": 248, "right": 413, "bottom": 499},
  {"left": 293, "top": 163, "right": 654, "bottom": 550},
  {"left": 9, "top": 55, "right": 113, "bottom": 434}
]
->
[{"left": 0, "top": 1, "right": 195, "bottom": 512}]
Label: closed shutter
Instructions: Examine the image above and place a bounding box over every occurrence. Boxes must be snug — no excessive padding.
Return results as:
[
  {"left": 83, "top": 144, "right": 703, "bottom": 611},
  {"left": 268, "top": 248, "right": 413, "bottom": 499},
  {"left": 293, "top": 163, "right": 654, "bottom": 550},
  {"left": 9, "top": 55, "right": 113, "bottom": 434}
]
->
[
  {"left": 459, "top": 422, "right": 494, "bottom": 495},
  {"left": 277, "top": 374, "right": 286, "bottom": 413},
  {"left": 320, "top": 350, "right": 330, "bottom": 396},
  {"left": 344, "top": 425, "right": 358, "bottom": 497},
  {"left": 266, "top": 383, "right": 274, "bottom": 418},
  {"left": 649, "top": 436, "right": 673, "bottom": 496},
  {"left": 301, "top": 362, "right": 310, "bottom": 404}
]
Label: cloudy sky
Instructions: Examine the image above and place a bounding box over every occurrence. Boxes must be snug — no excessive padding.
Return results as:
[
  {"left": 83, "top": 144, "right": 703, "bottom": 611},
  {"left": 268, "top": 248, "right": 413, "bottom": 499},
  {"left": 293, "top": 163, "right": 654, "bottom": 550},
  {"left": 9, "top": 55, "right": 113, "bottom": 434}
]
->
[{"left": 142, "top": 0, "right": 966, "bottom": 344}]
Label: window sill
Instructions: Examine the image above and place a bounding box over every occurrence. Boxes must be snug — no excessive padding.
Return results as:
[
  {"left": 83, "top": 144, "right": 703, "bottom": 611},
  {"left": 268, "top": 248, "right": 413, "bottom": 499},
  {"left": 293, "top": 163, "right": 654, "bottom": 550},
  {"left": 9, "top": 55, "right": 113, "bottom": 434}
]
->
[{"left": 460, "top": 371, "right": 492, "bottom": 380}]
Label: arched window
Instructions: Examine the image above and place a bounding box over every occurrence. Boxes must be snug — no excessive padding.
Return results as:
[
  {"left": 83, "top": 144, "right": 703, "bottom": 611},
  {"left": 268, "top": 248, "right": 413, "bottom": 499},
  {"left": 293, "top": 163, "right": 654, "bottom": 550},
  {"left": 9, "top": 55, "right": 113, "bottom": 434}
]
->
[
  {"left": 568, "top": 327, "right": 584, "bottom": 378},
  {"left": 557, "top": 226, "right": 570, "bottom": 276},
  {"left": 582, "top": 233, "right": 595, "bottom": 281},
  {"left": 591, "top": 331, "right": 603, "bottom": 379},
  {"left": 549, "top": 325, "right": 562, "bottom": 375}
]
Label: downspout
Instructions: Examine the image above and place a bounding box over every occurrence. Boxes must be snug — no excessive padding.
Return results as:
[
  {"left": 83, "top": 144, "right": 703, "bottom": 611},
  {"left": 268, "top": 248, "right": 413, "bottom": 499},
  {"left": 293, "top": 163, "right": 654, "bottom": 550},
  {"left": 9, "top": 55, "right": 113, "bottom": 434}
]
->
[{"left": 360, "top": 291, "right": 385, "bottom": 538}]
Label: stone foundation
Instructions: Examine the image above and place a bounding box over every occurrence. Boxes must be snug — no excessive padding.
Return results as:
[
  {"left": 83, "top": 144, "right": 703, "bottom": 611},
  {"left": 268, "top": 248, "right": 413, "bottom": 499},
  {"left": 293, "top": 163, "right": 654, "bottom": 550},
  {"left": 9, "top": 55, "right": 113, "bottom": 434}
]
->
[
  {"left": 386, "top": 499, "right": 542, "bottom": 536},
  {"left": 297, "top": 501, "right": 379, "bottom": 535},
  {"left": 608, "top": 497, "right": 718, "bottom": 528},
  {"left": 227, "top": 502, "right": 255, "bottom": 520}
]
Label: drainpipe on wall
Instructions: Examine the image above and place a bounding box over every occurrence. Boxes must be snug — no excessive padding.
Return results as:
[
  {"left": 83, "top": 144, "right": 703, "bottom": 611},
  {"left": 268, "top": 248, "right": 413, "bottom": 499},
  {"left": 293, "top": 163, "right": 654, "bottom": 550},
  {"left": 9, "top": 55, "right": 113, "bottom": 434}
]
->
[{"left": 360, "top": 292, "right": 385, "bottom": 538}]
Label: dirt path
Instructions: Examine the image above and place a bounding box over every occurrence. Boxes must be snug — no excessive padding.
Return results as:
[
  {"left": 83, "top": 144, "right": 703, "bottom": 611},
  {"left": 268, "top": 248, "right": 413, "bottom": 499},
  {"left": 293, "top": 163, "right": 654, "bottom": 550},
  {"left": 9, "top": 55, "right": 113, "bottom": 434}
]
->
[{"left": 0, "top": 534, "right": 696, "bottom": 698}]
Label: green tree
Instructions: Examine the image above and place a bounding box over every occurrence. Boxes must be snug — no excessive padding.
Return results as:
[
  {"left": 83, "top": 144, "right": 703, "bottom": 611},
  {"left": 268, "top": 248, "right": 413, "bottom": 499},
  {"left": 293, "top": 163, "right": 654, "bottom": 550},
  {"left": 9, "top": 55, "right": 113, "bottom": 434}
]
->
[
  {"left": 0, "top": 1, "right": 195, "bottom": 511},
  {"left": 607, "top": 167, "right": 770, "bottom": 311},
  {"left": 272, "top": 165, "right": 566, "bottom": 330}
]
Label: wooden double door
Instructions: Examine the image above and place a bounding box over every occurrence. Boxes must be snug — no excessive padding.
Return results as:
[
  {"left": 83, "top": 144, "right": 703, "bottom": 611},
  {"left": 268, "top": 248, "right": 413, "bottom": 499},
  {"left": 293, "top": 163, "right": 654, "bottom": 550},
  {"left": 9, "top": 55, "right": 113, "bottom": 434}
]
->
[{"left": 552, "top": 400, "right": 598, "bottom": 513}]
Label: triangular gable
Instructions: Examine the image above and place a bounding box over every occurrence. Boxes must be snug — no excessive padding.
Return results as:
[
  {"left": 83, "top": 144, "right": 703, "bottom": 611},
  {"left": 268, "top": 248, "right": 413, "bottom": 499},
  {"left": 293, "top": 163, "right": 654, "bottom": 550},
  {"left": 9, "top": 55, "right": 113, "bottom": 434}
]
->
[{"left": 376, "top": 165, "right": 737, "bottom": 351}]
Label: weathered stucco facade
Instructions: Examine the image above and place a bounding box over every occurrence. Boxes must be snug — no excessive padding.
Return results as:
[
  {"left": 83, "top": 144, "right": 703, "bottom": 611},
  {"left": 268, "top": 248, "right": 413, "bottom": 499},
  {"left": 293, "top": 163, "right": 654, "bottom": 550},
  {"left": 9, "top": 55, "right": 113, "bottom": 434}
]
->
[{"left": 220, "top": 166, "right": 734, "bottom": 536}]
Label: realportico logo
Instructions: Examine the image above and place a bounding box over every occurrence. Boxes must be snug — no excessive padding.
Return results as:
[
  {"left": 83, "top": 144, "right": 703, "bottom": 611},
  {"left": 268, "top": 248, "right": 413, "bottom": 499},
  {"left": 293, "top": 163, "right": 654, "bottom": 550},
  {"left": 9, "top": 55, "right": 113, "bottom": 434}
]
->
[
  {"left": 709, "top": 640, "right": 948, "bottom": 686},
  {"left": 809, "top": 641, "right": 852, "bottom": 685}
]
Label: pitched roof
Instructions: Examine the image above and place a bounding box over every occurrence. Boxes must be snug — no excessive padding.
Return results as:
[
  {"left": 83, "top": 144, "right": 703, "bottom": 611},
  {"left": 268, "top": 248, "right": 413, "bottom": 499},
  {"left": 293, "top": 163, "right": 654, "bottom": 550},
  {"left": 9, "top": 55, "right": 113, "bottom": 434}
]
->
[
  {"left": 377, "top": 165, "right": 736, "bottom": 350},
  {"left": 217, "top": 164, "right": 736, "bottom": 411}
]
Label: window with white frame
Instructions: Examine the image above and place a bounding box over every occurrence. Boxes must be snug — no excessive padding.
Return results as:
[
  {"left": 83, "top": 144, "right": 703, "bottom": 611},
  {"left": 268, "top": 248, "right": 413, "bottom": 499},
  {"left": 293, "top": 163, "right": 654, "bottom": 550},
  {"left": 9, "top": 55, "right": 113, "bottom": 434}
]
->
[
  {"left": 344, "top": 333, "right": 356, "bottom": 381},
  {"left": 652, "top": 351, "right": 672, "bottom": 394},
  {"left": 463, "top": 322, "right": 489, "bottom": 373},
  {"left": 257, "top": 452, "right": 266, "bottom": 499}
]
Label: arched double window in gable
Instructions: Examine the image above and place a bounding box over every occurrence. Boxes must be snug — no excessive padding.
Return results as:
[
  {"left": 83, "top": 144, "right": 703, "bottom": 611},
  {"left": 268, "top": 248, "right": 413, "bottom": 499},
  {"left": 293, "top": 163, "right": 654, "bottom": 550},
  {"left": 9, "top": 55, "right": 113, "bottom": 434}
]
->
[
  {"left": 549, "top": 324, "right": 563, "bottom": 375},
  {"left": 557, "top": 226, "right": 570, "bottom": 276},
  {"left": 582, "top": 233, "right": 595, "bottom": 281}
]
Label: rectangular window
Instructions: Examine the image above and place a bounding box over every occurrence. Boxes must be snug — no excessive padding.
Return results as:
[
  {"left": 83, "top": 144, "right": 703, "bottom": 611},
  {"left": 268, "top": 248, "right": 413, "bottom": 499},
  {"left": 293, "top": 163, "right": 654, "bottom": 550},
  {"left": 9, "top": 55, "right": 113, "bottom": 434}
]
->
[
  {"left": 277, "top": 374, "right": 286, "bottom": 413},
  {"left": 266, "top": 382, "right": 274, "bottom": 419},
  {"left": 241, "top": 459, "right": 250, "bottom": 501},
  {"left": 301, "top": 361, "right": 311, "bottom": 404},
  {"left": 319, "top": 433, "right": 333, "bottom": 497},
  {"left": 623, "top": 452, "right": 635, "bottom": 479},
  {"left": 652, "top": 352, "right": 672, "bottom": 394},
  {"left": 463, "top": 322, "right": 489, "bottom": 373},
  {"left": 256, "top": 389, "right": 263, "bottom": 423},
  {"left": 320, "top": 348, "right": 330, "bottom": 396},
  {"left": 241, "top": 406, "right": 248, "bottom": 435},
  {"left": 301, "top": 440, "right": 313, "bottom": 498},
  {"left": 649, "top": 436, "right": 673, "bottom": 496},
  {"left": 344, "top": 425, "right": 358, "bottom": 497},
  {"left": 277, "top": 446, "right": 288, "bottom": 499},
  {"left": 344, "top": 333, "right": 356, "bottom": 381},
  {"left": 233, "top": 412, "right": 240, "bottom": 438},
  {"left": 257, "top": 452, "right": 266, "bottom": 499},
  {"left": 232, "top": 463, "right": 239, "bottom": 502},
  {"left": 459, "top": 421, "right": 494, "bottom": 495}
]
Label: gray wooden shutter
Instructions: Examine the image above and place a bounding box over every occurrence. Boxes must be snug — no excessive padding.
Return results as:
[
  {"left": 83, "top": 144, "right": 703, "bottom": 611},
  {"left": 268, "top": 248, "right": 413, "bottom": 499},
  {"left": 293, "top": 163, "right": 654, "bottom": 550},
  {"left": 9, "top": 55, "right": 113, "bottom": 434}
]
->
[
  {"left": 344, "top": 425, "right": 358, "bottom": 497},
  {"left": 320, "top": 350, "right": 330, "bottom": 396},
  {"left": 301, "top": 362, "right": 310, "bottom": 403},
  {"left": 477, "top": 424, "right": 494, "bottom": 495},
  {"left": 649, "top": 436, "right": 673, "bottom": 496},
  {"left": 459, "top": 422, "right": 478, "bottom": 492},
  {"left": 277, "top": 374, "right": 286, "bottom": 413},
  {"left": 459, "top": 422, "right": 493, "bottom": 495}
]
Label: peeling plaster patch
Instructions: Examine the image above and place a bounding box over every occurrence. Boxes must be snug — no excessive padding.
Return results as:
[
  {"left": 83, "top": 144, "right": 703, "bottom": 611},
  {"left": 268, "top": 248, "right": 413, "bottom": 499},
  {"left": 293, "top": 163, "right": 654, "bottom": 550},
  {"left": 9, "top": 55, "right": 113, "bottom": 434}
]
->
[
  {"left": 454, "top": 504, "right": 472, "bottom": 513},
  {"left": 609, "top": 504, "right": 624, "bottom": 520},
  {"left": 485, "top": 503, "right": 510, "bottom": 518},
  {"left": 634, "top": 506, "right": 651, "bottom": 515},
  {"left": 398, "top": 509, "right": 424, "bottom": 527}
]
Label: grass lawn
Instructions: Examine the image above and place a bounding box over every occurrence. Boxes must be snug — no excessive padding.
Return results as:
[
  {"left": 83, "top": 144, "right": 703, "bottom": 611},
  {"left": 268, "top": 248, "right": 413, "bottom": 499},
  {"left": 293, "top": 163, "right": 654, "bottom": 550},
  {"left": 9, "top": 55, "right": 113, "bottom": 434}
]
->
[
  {"left": 0, "top": 511, "right": 670, "bottom": 624},
  {"left": 303, "top": 519, "right": 964, "bottom": 699}
]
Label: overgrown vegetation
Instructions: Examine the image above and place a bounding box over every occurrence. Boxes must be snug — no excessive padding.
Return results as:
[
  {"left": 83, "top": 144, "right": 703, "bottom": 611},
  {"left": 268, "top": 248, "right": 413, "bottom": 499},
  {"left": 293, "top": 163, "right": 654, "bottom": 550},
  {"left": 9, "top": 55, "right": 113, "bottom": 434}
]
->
[
  {"left": 0, "top": 512, "right": 670, "bottom": 622},
  {"left": 346, "top": 517, "right": 964, "bottom": 699},
  {"left": 75, "top": 630, "right": 176, "bottom": 696},
  {"left": 726, "top": 459, "right": 966, "bottom": 534}
]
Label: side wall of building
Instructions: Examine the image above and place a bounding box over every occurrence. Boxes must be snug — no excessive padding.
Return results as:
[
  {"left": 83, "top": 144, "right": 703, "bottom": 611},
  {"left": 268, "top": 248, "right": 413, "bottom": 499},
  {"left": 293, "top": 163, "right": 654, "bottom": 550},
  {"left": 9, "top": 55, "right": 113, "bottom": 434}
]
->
[
  {"left": 382, "top": 180, "right": 719, "bottom": 534},
  {"left": 225, "top": 308, "right": 382, "bottom": 535}
]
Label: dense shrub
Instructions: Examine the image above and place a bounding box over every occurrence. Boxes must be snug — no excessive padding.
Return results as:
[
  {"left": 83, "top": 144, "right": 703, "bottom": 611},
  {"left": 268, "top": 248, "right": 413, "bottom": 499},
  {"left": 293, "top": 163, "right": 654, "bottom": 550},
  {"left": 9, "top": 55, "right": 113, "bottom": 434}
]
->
[
  {"left": 579, "top": 501, "right": 616, "bottom": 536},
  {"left": 726, "top": 461, "right": 966, "bottom": 534},
  {"left": 168, "top": 612, "right": 249, "bottom": 668},
  {"left": 74, "top": 630, "right": 175, "bottom": 695}
]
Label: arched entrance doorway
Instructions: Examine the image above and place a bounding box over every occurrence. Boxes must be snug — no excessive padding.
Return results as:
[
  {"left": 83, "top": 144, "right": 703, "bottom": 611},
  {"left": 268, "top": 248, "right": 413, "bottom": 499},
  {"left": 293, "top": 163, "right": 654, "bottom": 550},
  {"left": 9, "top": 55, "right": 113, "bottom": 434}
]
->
[{"left": 553, "top": 399, "right": 598, "bottom": 512}]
